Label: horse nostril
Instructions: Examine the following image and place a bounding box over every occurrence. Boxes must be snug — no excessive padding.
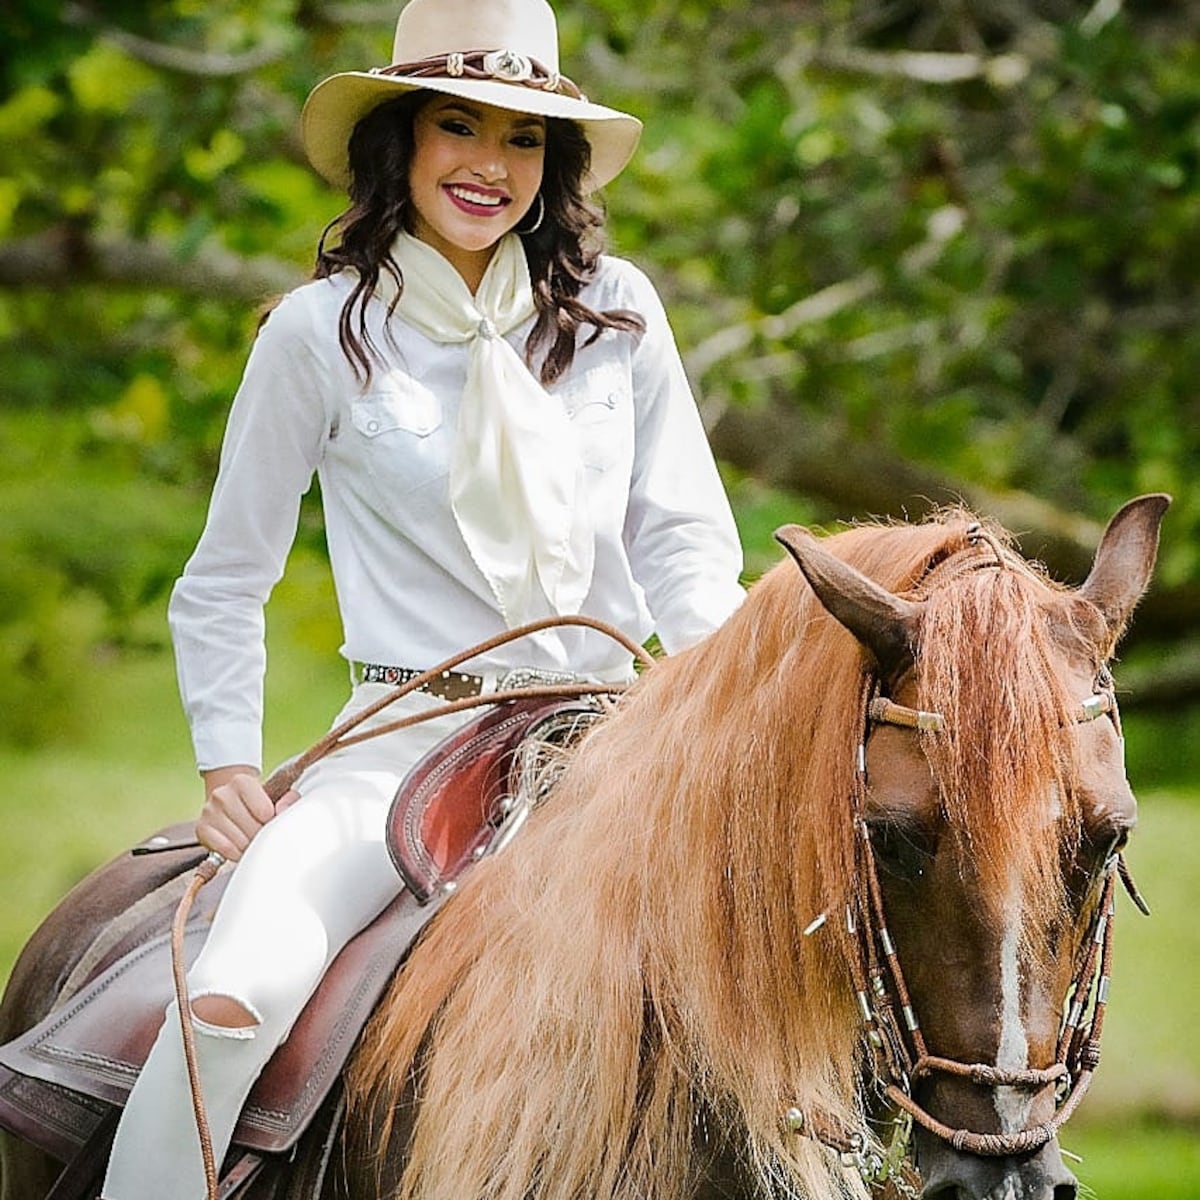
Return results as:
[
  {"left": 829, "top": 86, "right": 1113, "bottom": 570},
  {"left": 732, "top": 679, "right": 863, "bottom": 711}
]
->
[
  {"left": 920, "top": 1186, "right": 966, "bottom": 1200},
  {"left": 922, "top": 1183, "right": 1075, "bottom": 1200}
]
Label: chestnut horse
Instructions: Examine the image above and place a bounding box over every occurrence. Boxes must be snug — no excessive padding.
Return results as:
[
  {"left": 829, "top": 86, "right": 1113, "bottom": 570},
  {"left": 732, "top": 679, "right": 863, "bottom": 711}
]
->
[{"left": 0, "top": 495, "right": 1167, "bottom": 1199}]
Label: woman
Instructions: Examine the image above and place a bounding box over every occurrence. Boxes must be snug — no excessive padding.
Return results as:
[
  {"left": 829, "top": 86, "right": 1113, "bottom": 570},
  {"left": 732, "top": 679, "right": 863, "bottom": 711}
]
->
[{"left": 101, "top": 0, "right": 744, "bottom": 1196}]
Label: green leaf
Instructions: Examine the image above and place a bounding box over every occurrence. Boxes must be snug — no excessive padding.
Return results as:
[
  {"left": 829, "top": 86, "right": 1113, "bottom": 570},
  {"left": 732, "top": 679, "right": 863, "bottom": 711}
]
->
[{"left": 67, "top": 43, "right": 158, "bottom": 114}]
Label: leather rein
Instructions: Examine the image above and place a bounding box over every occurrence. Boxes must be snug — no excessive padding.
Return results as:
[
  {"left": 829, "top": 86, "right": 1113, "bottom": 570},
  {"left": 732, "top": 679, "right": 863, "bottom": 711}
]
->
[
  {"left": 167, "top": 614, "right": 655, "bottom": 1200},
  {"left": 788, "top": 674, "right": 1148, "bottom": 1187}
]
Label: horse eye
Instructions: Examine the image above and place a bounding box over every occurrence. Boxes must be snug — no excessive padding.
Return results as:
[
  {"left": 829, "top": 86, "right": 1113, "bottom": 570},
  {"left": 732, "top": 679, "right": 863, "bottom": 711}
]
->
[
  {"left": 1066, "top": 822, "right": 1130, "bottom": 899},
  {"left": 1089, "top": 819, "right": 1132, "bottom": 864},
  {"left": 867, "top": 821, "right": 934, "bottom": 882}
]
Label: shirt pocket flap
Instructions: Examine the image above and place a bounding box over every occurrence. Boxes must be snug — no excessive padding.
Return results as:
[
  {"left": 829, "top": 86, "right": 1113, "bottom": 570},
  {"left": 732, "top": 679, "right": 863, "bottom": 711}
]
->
[
  {"left": 351, "top": 381, "right": 442, "bottom": 439},
  {"left": 560, "top": 362, "right": 631, "bottom": 471}
]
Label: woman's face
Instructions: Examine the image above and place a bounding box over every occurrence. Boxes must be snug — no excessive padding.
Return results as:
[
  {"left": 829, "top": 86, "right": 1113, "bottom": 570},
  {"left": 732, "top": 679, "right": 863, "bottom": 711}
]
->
[{"left": 409, "top": 95, "right": 546, "bottom": 289}]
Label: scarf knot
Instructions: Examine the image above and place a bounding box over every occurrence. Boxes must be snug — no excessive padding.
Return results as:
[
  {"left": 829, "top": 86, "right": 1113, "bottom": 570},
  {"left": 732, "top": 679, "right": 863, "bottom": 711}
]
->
[{"left": 389, "top": 233, "right": 594, "bottom": 626}]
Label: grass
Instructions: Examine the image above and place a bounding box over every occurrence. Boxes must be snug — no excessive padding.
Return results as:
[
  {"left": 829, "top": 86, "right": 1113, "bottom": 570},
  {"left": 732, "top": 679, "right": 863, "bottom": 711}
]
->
[
  {"left": 0, "top": 584, "right": 1197, "bottom": 1192},
  {"left": 1065, "top": 1123, "right": 1200, "bottom": 1199}
]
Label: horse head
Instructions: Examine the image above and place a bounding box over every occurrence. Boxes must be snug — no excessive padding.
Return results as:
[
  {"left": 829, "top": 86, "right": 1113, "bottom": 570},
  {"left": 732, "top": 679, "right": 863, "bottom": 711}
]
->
[{"left": 776, "top": 494, "right": 1169, "bottom": 1200}]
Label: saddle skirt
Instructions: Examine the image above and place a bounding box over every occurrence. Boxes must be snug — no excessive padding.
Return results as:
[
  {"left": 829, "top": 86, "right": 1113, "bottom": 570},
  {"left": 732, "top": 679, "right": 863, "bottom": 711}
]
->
[{"left": 0, "top": 696, "right": 603, "bottom": 1163}]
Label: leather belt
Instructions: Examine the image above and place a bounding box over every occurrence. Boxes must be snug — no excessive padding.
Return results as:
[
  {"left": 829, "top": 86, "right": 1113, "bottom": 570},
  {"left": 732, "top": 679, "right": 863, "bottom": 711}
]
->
[{"left": 360, "top": 664, "right": 483, "bottom": 701}]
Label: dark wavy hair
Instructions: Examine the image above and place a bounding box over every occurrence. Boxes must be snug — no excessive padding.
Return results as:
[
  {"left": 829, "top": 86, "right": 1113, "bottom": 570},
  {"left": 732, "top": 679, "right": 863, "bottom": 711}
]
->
[{"left": 312, "top": 91, "right": 645, "bottom": 385}]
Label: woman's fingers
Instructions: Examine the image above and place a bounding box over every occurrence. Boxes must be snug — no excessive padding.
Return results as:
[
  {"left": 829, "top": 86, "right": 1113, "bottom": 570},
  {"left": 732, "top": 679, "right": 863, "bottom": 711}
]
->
[
  {"left": 196, "top": 771, "right": 279, "bottom": 862},
  {"left": 194, "top": 818, "right": 245, "bottom": 862},
  {"left": 274, "top": 788, "right": 302, "bottom": 815}
]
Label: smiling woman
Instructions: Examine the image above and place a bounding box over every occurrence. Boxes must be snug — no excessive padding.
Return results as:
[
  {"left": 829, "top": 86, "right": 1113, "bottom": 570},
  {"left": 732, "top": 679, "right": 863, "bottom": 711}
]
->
[{"left": 87, "top": 0, "right": 747, "bottom": 1197}]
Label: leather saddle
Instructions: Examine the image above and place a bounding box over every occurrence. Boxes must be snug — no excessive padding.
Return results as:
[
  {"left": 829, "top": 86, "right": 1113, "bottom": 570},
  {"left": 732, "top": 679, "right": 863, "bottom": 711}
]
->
[{"left": 0, "top": 696, "right": 603, "bottom": 1177}]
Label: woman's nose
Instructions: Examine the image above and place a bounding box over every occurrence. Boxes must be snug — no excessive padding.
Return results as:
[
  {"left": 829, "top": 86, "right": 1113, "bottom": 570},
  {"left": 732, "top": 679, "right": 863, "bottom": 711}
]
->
[{"left": 469, "top": 142, "right": 506, "bottom": 183}]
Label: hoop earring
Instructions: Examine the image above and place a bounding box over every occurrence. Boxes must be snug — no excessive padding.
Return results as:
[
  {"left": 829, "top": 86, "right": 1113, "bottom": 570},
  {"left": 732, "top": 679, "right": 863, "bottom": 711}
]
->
[{"left": 517, "top": 193, "right": 545, "bottom": 235}]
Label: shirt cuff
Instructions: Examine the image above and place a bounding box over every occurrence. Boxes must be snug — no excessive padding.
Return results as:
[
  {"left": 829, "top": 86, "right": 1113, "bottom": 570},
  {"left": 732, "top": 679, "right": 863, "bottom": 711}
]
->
[{"left": 190, "top": 720, "right": 264, "bottom": 774}]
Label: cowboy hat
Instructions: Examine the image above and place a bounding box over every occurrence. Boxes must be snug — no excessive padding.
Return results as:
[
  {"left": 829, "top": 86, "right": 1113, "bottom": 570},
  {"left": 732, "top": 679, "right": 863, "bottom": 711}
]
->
[{"left": 301, "top": 0, "right": 643, "bottom": 192}]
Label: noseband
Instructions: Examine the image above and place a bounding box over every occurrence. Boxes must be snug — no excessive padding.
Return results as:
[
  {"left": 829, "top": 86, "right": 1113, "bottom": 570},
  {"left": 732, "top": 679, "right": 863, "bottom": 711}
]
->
[{"left": 789, "top": 675, "right": 1146, "bottom": 1184}]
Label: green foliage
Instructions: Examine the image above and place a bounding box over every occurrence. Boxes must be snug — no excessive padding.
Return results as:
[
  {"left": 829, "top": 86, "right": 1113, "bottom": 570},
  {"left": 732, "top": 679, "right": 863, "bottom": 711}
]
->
[
  {"left": 1124, "top": 704, "right": 1200, "bottom": 790},
  {"left": 2, "top": 2, "right": 1199, "bottom": 746},
  {"left": 723, "top": 466, "right": 821, "bottom": 582},
  {"left": 0, "top": 571, "right": 103, "bottom": 748},
  {"left": 0, "top": 409, "right": 203, "bottom": 746}
]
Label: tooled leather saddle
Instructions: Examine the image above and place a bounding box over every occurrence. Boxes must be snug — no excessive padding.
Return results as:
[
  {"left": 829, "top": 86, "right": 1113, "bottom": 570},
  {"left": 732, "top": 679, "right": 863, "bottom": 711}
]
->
[{"left": 0, "top": 696, "right": 603, "bottom": 1198}]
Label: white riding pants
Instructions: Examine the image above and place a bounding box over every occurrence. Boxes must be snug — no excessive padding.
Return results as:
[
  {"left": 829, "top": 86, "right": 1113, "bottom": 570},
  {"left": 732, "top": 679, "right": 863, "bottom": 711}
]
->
[{"left": 102, "top": 685, "right": 476, "bottom": 1200}]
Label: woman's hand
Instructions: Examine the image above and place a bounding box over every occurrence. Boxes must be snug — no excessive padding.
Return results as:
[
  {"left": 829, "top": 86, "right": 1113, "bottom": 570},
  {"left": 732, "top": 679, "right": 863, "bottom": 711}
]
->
[{"left": 196, "top": 765, "right": 299, "bottom": 862}]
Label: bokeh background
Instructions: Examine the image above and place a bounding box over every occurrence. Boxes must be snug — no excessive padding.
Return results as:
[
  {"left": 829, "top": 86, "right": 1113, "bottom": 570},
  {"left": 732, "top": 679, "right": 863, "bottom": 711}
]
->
[{"left": 1, "top": 1, "right": 1197, "bottom": 1194}]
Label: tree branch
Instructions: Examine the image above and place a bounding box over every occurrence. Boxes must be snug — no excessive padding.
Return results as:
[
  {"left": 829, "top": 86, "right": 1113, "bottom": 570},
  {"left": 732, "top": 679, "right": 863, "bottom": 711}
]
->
[
  {"left": 0, "top": 230, "right": 303, "bottom": 303},
  {"left": 1081, "top": 0, "right": 1125, "bottom": 39},
  {"left": 706, "top": 394, "right": 1193, "bottom": 651},
  {"left": 685, "top": 207, "right": 965, "bottom": 386},
  {"left": 685, "top": 272, "right": 882, "bottom": 380},
  {"left": 808, "top": 45, "right": 1031, "bottom": 88},
  {"left": 63, "top": 3, "right": 295, "bottom": 77},
  {"left": 708, "top": 394, "right": 1102, "bottom": 570}
]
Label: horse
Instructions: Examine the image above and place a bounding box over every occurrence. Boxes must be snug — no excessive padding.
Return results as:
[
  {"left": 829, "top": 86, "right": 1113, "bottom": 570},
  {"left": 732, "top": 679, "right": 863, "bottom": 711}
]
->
[{"left": 0, "top": 494, "right": 1168, "bottom": 1200}]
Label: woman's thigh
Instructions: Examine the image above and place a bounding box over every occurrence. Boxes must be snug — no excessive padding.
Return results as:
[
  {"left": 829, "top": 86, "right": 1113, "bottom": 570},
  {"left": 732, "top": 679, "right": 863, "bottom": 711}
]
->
[
  {"left": 187, "top": 687, "right": 474, "bottom": 1022},
  {"left": 186, "top": 771, "right": 400, "bottom": 1022}
]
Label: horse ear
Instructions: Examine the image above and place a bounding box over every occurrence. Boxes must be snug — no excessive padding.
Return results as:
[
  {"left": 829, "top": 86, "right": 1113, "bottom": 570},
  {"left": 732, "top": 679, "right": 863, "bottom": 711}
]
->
[
  {"left": 775, "top": 524, "right": 921, "bottom": 674},
  {"left": 1077, "top": 493, "right": 1171, "bottom": 651}
]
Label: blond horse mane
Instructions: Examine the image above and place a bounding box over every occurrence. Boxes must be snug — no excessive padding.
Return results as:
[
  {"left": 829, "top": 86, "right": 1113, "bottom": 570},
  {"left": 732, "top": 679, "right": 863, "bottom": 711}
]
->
[{"left": 348, "top": 513, "right": 1087, "bottom": 1199}]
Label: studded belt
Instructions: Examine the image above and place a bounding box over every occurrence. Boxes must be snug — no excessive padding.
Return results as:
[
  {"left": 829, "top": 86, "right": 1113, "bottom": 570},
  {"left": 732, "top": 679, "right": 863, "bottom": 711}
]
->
[{"left": 359, "top": 663, "right": 580, "bottom": 702}]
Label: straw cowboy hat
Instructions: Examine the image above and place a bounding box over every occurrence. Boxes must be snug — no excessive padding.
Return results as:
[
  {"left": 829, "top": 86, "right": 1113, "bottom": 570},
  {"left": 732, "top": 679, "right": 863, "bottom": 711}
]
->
[{"left": 302, "top": 0, "right": 643, "bottom": 191}]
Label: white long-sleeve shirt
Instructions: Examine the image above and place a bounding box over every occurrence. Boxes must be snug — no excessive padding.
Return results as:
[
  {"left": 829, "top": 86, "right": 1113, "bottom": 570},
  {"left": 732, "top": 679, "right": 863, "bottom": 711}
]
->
[{"left": 169, "top": 254, "right": 745, "bottom": 770}]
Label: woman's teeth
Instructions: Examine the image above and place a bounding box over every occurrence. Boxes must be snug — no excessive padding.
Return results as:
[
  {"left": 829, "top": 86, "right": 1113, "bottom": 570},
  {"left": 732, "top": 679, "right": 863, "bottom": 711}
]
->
[{"left": 450, "top": 186, "right": 503, "bottom": 206}]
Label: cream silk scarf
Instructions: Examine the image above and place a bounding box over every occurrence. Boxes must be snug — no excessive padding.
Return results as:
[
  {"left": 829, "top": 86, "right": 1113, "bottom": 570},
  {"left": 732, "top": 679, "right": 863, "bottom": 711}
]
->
[{"left": 390, "top": 233, "right": 593, "bottom": 625}]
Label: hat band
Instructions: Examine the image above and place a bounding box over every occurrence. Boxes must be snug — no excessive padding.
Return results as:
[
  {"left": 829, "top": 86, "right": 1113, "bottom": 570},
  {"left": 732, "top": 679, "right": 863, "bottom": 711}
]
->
[{"left": 373, "top": 49, "right": 587, "bottom": 102}]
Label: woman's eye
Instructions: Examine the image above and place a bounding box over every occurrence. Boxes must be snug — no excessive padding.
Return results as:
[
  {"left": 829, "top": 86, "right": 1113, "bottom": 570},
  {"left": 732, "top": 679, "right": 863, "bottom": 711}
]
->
[
  {"left": 439, "top": 119, "right": 473, "bottom": 136},
  {"left": 511, "top": 134, "right": 544, "bottom": 149}
]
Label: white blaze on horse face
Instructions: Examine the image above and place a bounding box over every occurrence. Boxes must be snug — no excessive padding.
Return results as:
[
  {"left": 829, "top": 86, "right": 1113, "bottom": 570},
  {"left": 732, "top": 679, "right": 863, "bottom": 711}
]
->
[{"left": 995, "top": 887, "right": 1032, "bottom": 1134}]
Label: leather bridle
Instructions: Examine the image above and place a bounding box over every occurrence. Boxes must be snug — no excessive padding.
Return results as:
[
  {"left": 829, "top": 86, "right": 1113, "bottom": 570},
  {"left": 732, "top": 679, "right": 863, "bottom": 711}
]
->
[{"left": 788, "top": 674, "right": 1147, "bottom": 1183}]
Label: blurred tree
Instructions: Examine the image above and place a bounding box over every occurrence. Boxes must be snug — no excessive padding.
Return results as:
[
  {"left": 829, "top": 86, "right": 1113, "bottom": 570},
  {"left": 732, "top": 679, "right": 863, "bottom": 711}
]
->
[{"left": 0, "top": 0, "right": 1197, "bottom": 743}]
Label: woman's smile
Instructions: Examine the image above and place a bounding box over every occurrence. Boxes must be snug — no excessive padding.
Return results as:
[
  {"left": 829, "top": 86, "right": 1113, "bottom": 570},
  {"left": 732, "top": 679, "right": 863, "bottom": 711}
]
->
[{"left": 443, "top": 182, "right": 511, "bottom": 216}]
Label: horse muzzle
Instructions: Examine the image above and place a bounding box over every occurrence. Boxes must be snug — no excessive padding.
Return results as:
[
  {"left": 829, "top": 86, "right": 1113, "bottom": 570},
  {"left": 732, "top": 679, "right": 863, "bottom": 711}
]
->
[{"left": 913, "top": 1126, "right": 1078, "bottom": 1200}]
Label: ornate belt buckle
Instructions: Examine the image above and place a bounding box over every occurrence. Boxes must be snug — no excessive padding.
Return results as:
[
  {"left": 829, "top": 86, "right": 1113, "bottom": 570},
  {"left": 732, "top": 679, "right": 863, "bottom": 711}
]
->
[{"left": 496, "top": 667, "right": 578, "bottom": 691}]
